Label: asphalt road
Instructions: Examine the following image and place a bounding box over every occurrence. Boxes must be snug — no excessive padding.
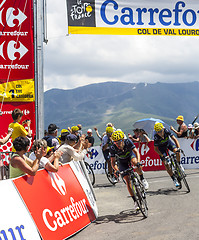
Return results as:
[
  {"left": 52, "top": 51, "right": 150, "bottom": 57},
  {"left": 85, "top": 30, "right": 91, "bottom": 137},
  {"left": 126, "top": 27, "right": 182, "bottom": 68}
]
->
[{"left": 71, "top": 169, "right": 199, "bottom": 240}]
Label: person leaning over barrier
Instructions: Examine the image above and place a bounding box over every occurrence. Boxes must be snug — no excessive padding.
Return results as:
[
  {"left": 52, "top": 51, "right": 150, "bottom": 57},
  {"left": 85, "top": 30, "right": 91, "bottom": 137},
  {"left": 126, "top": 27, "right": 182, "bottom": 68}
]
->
[
  {"left": 170, "top": 115, "right": 188, "bottom": 138},
  {"left": 9, "top": 136, "right": 44, "bottom": 178},
  {"left": 29, "top": 139, "right": 63, "bottom": 172},
  {"left": 193, "top": 122, "right": 199, "bottom": 139},
  {"left": 57, "top": 134, "right": 90, "bottom": 164}
]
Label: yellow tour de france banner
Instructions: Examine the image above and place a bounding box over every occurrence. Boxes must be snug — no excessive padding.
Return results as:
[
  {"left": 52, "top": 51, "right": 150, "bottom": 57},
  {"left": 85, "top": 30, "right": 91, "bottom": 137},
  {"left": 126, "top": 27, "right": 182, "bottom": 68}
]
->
[
  {"left": 0, "top": 79, "right": 35, "bottom": 102},
  {"left": 67, "top": 0, "right": 199, "bottom": 36}
]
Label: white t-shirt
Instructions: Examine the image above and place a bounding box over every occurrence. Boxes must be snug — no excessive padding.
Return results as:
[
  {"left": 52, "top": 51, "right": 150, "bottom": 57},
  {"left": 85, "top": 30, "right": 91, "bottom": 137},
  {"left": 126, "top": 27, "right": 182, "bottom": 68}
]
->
[
  {"left": 29, "top": 152, "right": 49, "bottom": 168},
  {"left": 58, "top": 144, "right": 87, "bottom": 163}
]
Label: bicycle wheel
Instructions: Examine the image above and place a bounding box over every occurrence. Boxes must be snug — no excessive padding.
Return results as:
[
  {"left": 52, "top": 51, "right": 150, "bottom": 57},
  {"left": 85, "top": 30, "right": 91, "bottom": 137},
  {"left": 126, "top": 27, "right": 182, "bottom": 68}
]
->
[
  {"left": 104, "top": 160, "right": 117, "bottom": 185},
  {"left": 170, "top": 159, "right": 182, "bottom": 189},
  {"left": 85, "top": 162, "right": 95, "bottom": 186},
  {"left": 131, "top": 178, "right": 148, "bottom": 218},
  {"left": 176, "top": 162, "right": 190, "bottom": 193}
]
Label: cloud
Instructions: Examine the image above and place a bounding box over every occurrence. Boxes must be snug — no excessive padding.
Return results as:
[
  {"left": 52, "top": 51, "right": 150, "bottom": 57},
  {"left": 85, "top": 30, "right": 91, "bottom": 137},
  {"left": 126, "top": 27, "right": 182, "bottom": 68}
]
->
[{"left": 44, "top": 0, "right": 199, "bottom": 91}]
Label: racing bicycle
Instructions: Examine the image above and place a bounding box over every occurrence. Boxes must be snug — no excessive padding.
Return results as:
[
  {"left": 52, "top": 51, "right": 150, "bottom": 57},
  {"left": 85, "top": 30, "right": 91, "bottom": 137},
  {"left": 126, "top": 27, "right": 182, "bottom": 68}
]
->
[
  {"left": 120, "top": 167, "right": 148, "bottom": 218},
  {"left": 104, "top": 158, "right": 120, "bottom": 185},
  {"left": 165, "top": 149, "right": 190, "bottom": 193}
]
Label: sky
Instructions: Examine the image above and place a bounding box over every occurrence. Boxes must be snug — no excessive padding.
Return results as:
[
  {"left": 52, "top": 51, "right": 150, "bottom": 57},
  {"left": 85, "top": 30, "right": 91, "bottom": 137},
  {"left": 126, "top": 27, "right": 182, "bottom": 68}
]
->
[{"left": 43, "top": 0, "right": 199, "bottom": 91}]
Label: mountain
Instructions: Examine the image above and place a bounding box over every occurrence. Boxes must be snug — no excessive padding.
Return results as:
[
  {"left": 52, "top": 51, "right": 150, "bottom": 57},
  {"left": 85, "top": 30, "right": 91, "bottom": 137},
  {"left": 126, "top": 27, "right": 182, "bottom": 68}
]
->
[{"left": 44, "top": 81, "right": 199, "bottom": 143}]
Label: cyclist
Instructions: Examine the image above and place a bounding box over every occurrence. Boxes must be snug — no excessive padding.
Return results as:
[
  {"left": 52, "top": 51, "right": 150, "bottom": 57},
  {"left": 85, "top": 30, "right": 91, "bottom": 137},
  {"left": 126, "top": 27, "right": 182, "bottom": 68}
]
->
[
  {"left": 110, "top": 130, "right": 149, "bottom": 210},
  {"left": 101, "top": 126, "right": 117, "bottom": 183},
  {"left": 153, "top": 122, "right": 181, "bottom": 188}
]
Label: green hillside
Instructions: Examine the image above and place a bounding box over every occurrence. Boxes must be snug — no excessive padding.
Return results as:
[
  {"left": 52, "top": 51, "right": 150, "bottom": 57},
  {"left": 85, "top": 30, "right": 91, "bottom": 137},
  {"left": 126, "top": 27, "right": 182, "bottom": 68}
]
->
[{"left": 44, "top": 81, "right": 199, "bottom": 145}]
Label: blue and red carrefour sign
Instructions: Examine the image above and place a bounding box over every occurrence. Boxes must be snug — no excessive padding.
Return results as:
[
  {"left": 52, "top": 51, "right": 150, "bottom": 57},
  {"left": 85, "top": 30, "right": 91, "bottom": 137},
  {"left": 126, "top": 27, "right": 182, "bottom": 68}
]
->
[{"left": 190, "top": 139, "right": 199, "bottom": 151}]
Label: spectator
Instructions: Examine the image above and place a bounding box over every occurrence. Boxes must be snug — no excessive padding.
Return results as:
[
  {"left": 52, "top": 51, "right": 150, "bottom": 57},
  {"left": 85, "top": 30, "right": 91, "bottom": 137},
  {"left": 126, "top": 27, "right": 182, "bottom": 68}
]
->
[
  {"left": 9, "top": 136, "right": 43, "bottom": 178},
  {"left": 187, "top": 124, "right": 194, "bottom": 139},
  {"left": 9, "top": 108, "right": 32, "bottom": 152},
  {"left": 77, "top": 124, "right": 83, "bottom": 136},
  {"left": 69, "top": 126, "right": 79, "bottom": 135},
  {"left": 57, "top": 134, "right": 89, "bottom": 163},
  {"left": 43, "top": 124, "right": 60, "bottom": 150},
  {"left": 0, "top": 128, "right": 13, "bottom": 145},
  {"left": 170, "top": 115, "right": 188, "bottom": 138},
  {"left": 193, "top": 122, "right": 199, "bottom": 139},
  {"left": 128, "top": 128, "right": 140, "bottom": 143},
  {"left": 94, "top": 127, "right": 103, "bottom": 141},
  {"left": 70, "top": 126, "right": 81, "bottom": 149},
  {"left": 29, "top": 139, "right": 62, "bottom": 172},
  {"left": 85, "top": 129, "right": 95, "bottom": 147},
  {"left": 58, "top": 129, "right": 70, "bottom": 145},
  {"left": 139, "top": 129, "right": 150, "bottom": 143}
]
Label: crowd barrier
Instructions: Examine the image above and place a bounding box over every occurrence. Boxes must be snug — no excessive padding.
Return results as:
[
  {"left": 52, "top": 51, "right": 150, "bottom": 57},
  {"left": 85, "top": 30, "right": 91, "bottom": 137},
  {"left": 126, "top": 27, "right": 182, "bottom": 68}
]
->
[
  {"left": 85, "top": 138, "right": 199, "bottom": 174},
  {"left": 0, "top": 161, "right": 98, "bottom": 240}
]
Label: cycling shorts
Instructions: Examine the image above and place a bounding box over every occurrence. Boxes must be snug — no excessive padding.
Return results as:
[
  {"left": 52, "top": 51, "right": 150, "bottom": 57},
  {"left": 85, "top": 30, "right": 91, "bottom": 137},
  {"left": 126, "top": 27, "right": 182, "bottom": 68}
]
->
[
  {"left": 157, "top": 140, "right": 176, "bottom": 157},
  {"left": 118, "top": 152, "right": 136, "bottom": 177}
]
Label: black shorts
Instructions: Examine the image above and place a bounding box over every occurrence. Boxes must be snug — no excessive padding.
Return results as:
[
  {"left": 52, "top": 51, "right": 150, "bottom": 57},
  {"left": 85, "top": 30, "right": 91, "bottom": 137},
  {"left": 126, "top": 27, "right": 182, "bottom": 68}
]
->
[
  {"left": 157, "top": 140, "right": 176, "bottom": 157},
  {"left": 118, "top": 152, "right": 136, "bottom": 177}
]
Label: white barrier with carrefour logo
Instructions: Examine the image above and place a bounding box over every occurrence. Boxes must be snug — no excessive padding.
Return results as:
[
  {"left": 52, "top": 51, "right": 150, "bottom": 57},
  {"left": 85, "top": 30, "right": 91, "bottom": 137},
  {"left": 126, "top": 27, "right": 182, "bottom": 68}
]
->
[
  {"left": 0, "top": 162, "right": 98, "bottom": 240},
  {"left": 178, "top": 138, "right": 199, "bottom": 169},
  {"left": 85, "top": 139, "right": 199, "bottom": 174},
  {"left": 85, "top": 146, "right": 106, "bottom": 174}
]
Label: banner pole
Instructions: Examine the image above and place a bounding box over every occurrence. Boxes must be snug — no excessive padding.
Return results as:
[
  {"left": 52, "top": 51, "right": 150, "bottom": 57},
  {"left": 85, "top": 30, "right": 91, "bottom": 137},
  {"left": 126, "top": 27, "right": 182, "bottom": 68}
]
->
[{"left": 34, "top": 0, "right": 44, "bottom": 139}]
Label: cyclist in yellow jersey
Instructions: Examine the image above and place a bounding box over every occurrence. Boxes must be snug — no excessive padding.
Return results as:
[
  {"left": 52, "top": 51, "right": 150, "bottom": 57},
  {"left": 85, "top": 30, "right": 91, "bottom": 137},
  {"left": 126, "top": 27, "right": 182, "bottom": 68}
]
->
[{"left": 9, "top": 108, "right": 32, "bottom": 152}]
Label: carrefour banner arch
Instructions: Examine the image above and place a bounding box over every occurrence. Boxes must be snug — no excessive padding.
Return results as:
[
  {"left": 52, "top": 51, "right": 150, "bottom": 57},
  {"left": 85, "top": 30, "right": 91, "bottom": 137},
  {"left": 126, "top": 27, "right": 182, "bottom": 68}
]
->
[{"left": 67, "top": 0, "right": 199, "bottom": 36}]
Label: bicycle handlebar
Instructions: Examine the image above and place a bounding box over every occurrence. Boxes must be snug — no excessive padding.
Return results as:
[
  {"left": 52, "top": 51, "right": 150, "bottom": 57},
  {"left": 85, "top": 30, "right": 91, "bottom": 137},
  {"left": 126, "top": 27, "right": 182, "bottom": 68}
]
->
[
  {"left": 176, "top": 148, "right": 185, "bottom": 156},
  {"left": 120, "top": 167, "right": 133, "bottom": 175}
]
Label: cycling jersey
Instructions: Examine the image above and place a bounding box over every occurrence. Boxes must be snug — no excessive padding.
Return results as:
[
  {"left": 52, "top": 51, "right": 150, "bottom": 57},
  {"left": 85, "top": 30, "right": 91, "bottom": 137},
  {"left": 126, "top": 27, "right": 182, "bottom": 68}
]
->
[
  {"left": 110, "top": 139, "right": 136, "bottom": 161},
  {"left": 154, "top": 128, "right": 174, "bottom": 147},
  {"left": 101, "top": 135, "right": 112, "bottom": 149},
  {"left": 110, "top": 139, "right": 136, "bottom": 176},
  {"left": 154, "top": 128, "right": 176, "bottom": 157}
]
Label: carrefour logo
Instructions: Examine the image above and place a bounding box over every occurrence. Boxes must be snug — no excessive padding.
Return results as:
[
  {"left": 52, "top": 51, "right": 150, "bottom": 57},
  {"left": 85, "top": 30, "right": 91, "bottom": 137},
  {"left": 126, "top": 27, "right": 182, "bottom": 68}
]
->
[
  {"left": 0, "top": 40, "right": 28, "bottom": 60},
  {"left": 0, "top": 7, "right": 27, "bottom": 27},
  {"left": 49, "top": 172, "right": 67, "bottom": 196},
  {"left": 190, "top": 139, "right": 199, "bottom": 151},
  {"left": 86, "top": 148, "right": 99, "bottom": 159},
  {"left": 100, "top": 0, "right": 199, "bottom": 27}
]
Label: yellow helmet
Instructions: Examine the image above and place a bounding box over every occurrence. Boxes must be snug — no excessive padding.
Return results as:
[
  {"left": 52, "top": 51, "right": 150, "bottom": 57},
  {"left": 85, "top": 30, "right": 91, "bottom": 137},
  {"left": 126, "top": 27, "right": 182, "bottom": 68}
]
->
[
  {"left": 111, "top": 130, "right": 124, "bottom": 141},
  {"left": 154, "top": 122, "right": 164, "bottom": 132},
  {"left": 71, "top": 126, "right": 79, "bottom": 132},
  {"left": 106, "top": 127, "right": 114, "bottom": 134}
]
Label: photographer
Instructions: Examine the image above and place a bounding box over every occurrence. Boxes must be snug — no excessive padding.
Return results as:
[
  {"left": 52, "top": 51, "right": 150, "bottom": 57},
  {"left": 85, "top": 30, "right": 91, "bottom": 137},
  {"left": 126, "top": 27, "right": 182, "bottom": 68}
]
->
[{"left": 9, "top": 108, "right": 32, "bottom": 152}]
